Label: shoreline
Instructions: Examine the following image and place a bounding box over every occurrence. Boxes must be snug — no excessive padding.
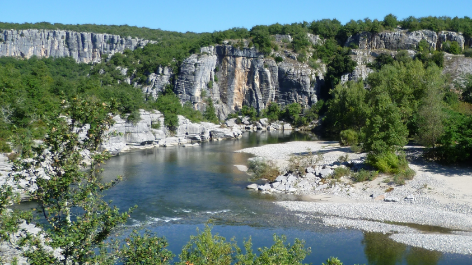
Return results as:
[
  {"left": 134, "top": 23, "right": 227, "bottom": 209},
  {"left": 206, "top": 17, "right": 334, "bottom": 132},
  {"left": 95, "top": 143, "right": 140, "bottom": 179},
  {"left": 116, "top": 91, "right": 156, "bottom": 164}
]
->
[{"left": 237, "top": 141, "right": 472, "bottom": 255}]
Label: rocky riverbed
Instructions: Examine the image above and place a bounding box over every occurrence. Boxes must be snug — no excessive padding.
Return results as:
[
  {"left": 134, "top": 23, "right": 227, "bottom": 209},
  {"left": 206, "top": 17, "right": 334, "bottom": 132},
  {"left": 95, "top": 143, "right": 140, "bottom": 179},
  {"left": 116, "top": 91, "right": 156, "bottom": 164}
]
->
[{"left": 237, "top": 141, "right": 472, "bottom": 255}]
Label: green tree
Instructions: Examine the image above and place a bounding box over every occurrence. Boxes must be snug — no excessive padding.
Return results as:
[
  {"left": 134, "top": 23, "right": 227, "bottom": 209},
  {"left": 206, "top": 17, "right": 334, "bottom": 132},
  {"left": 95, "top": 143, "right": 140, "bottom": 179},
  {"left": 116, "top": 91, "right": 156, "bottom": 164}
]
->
[
  {"left": 263, "top": 102, "right": 281, "bottom": 122},
  {"left": 416, "top": 67, "right": 446, "bottom": 148},
  {"left": 155, "top": 85, "right": 182, "bottom": 131},
  {"left": 178, "top": 225, "right": 235, "bottom": 265},
  {"left": 13, "top": 98, "right": 132, "bottom": 264},
  {"left": 363, "top": 93, "right": 409, "bottom": 155},
  {"left": 204, "top": 97, "right": 219, "bottom": 123},
  {"left": 383, "top": 14, "right": 398, "bottom": 29},
  {"left": 324, "top": 81, "right": 370, "bottom": 135},
  {"left": 443, "top": 41, "right": 462, "bottom": 54},
  {"left": 119, "top": 230, "right": 174, "bottom": 265}
]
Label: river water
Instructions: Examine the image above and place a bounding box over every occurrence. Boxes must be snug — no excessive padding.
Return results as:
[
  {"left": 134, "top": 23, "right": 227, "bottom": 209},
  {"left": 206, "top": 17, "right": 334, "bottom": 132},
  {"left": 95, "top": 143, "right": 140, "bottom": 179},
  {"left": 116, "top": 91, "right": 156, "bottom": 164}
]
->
[{"left": 101, "top": 131, "right": 472, "bottom": 264}]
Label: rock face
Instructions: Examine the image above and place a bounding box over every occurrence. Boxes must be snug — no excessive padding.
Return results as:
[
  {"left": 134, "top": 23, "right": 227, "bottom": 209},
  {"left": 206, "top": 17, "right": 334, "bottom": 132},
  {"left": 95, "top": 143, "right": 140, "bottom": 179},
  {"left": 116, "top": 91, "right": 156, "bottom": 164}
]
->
[
  {"left": 101, "top": 110, "right": 243, "bottom": 154},
  {"left": 0, "top": 29, "right": 155, "bottom": 63},
  {"left": 142, "top": 66, "right": 173, "bottom": 98},
  {"left": 346, "top": 29, "right": 438, "bottom": 51},
  {"left": 164, "top": 45, "right": 323, "bottom": 120},
  {"left": 443, "top": 55, "right": 472, "bottom": 83},
  {"left": 438, "top": 31, "right": 466, "bottom": 50}
]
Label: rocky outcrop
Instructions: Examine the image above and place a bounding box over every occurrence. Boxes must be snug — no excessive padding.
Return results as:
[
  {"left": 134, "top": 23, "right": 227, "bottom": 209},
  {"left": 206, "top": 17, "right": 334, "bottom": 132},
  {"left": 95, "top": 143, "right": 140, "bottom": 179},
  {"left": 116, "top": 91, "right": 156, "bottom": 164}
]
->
[
  {"left": 166, "top": 45, "right": 324, "bottom": 120},
  {"left": 142, "top": 66, "right": 173, "bottom": 98},
  {"left": 101, "top": 110, "right": 244, "bottom": 154},
  {"left": 443, "top": 54, "right": 472, "bottom": 84},
  {"left": 438, "top": 31, "right": 466, "bottom": 50},
  {"left": 345, "top": 29, "right": 438, "bottom": 51},
  {"left": 0, "top": 29, "right": 155, "bottom": 63}
]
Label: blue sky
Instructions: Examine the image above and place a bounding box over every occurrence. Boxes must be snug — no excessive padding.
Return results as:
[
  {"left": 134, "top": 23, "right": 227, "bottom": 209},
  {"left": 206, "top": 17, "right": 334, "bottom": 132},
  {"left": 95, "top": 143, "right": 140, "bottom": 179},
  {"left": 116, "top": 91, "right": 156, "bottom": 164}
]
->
[{"left": 1, "top": 0, "right": 471, "bottom": 33}]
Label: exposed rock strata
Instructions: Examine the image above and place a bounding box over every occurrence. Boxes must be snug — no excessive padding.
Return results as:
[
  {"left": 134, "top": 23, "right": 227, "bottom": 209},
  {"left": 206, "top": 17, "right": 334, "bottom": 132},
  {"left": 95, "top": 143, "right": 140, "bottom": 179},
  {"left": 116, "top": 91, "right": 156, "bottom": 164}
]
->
[
  {"left": 345, "top": 29, "right": 438, "bottom": 51},
  {"left": 0, "top": 29, "right": 154, "bottom": 63},
  {"left": 101, "top": 110, "right": 244, "bottom": 154},
  {"left": 166, "top": 45, "right": 324, "bottom": 120}
]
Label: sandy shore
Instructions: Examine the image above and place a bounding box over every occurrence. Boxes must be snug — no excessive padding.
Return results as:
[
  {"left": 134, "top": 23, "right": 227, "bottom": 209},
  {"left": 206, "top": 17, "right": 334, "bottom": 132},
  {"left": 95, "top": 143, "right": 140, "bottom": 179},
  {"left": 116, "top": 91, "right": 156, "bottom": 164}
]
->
[{"left": 237, "top": 141, "right": 472, "bottom": 255}]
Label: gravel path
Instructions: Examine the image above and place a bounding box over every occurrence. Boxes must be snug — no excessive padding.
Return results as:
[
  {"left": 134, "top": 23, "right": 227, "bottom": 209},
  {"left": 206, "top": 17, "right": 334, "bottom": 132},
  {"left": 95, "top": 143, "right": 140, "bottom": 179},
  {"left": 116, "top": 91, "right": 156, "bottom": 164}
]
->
[{"left": 277, "top": 201, "right": 472, "bottom": 230}]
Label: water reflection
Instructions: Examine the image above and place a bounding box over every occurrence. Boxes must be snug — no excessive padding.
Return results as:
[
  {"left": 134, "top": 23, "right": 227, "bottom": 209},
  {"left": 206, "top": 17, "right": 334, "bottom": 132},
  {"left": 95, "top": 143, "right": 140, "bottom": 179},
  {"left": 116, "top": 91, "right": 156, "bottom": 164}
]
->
[{"left": 362, "top": 232, "right": 442, "bottom": 265}]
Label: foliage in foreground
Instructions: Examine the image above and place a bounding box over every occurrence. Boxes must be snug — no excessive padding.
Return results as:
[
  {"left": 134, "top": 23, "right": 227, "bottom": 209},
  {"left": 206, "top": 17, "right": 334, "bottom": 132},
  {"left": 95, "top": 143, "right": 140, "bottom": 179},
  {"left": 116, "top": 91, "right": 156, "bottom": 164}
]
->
[{"left": 177, "top": 225, "right": 311, "bottom": 265}]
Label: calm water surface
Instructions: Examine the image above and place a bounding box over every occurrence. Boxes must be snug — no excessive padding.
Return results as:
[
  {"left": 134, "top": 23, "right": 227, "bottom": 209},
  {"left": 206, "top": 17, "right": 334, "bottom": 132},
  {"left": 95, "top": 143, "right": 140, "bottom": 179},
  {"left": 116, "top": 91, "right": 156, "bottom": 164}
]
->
[{"left": 101, "top": 131, "right": 471, "bottom": 264}]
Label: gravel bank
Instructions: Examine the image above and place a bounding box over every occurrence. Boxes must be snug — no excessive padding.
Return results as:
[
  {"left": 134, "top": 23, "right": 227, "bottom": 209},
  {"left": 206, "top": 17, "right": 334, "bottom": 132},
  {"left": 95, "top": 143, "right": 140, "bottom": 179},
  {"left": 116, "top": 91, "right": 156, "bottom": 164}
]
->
[
  {"left": 390, "top": 234, "right": 472, "bottom": 255},
  {"left": 278, "top": 201, "right": 472, "bottom": 230},
  {"left": 238, "top": 140, "right": 472, "bottom": 254},
  {"left": 296, "top": 214, "right": 417, "bottom": 234}
]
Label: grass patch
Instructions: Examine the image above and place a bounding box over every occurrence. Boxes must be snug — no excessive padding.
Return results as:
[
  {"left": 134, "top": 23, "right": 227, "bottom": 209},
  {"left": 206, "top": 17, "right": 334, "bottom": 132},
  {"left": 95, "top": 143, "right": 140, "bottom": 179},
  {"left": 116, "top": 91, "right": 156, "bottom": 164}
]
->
[
  {"left": 330, "top": 167, "right": 351, "bottom": 180},
  {"left": 393, "top": 168, "right": 416, "bottom": 185},
  {"left": 248, "top": 159, "right": 280, "bottom": 182},
  {"left": 287, "top": 150, "right": 323, "bottom": 175},
  {"left": 352, "top": 169, "right": 379, "bottom": 182}
]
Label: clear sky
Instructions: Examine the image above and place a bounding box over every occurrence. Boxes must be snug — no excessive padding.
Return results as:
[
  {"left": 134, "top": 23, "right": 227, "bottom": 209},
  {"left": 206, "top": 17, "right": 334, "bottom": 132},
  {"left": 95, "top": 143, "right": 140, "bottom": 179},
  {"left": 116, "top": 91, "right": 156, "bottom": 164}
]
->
[{"left": 1, "top": 0, "right": 471, "bottom": 33}]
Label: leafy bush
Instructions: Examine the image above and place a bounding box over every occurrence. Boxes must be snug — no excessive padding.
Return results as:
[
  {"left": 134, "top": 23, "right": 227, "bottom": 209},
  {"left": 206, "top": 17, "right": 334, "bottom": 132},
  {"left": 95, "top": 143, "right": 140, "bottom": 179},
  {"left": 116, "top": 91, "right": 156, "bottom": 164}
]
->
[
  {"left": 417, "top": 39, "right": 430, "bottom": 52},
  {"left": 126, "top": 109, "right": 141, "bottom": 124},
  {"left": 350, "top": 144, "right": 363, "bottom": 153},
  {"left": 241, "top": 105, "right": 258, "bottom": 121},
  {"left": 323, "top": 257, "right": 344, "bottom": 265},
  {"left": 393, "top": 168, "right": 416, "bottom": 185},
  {"left": 366, "top": 152, "right": 409, "bottom": 174},
  {"left": 330, "top": 167, "right": 351, "bottom": 179},
  {"left": 353, "top": 169, "right": 378, "bottom": 182},
  {"left": 288, "top": 151, "right": 323, "bottom": 174},
  {"left": 248, "top": 159, "right": 280, "bottom": 182},
  {"left": 120, "top": 230, "right": 174, "bottom": 265},
  {"left": 151, "top": 120, "right": 161, "bottom": 129},
  {"left": 275, "top": 56, "right": 284, "bottom": 63},
  {"left": 0, "top": 141, "right": 11, "bottom": 153},
  {"left": 204, "top": 97, "right": 219, "bottom": 123},
  {"left": 339, "top": 129, "right": 358, "bottom": 146},
  {"left": 443, "top": 41, "right": 462, "bottom": 54},
  {"left": 464, "top": 48, "right": 472, "bottom": 58},
  {"left": 262, "top": 102, "right": 281, "bottom": 122},
  {"left": 178, "top": 225, "right": 234, "bottom": 265}
]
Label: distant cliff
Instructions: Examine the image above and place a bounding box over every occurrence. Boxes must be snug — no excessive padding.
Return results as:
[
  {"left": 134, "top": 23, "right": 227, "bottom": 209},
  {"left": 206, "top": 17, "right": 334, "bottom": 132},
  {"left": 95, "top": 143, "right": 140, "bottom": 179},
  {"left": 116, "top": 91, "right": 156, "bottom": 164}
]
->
[
  {"left": 0, "top": 29, "right": 155, "bottom": 63},
  {"left": 345, "top": 29, "right": 471, "bottom": 51},
  {"left": 142, "top": 43, "right": 325, "bottom": 120}
]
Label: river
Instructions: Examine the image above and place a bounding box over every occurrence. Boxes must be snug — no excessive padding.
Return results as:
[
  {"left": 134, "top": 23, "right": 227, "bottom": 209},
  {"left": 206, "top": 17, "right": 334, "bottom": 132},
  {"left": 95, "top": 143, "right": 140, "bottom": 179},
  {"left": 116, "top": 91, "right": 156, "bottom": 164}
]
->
[{"left": 101, "top": 131, "right": 472, "bottom": 264}]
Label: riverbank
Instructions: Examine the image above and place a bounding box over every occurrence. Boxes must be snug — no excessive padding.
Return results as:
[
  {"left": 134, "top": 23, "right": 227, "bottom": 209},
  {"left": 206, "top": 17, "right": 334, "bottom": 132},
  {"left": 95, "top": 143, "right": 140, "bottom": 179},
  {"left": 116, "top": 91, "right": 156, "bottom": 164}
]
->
[{"left": 237, "top": 141, "right": 472, "bottom": 255}]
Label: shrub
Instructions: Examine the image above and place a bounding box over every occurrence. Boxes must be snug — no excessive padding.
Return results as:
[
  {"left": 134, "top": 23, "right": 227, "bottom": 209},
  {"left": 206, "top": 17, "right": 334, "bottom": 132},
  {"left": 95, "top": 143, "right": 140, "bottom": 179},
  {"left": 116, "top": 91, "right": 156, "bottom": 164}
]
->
[
  {"left": 350, "top": 145, "right": 363, "bottom": 153},
  {"left": 393, "top": 168, "right": 416, "bottom": 185},
  {"left": 443, "top": 41, "right": 461, "bottom": 54},
  {"left": 330, "top": 167, "right": 351, "bottom": 179},
  {"left": 366, "top": 152, "right": 412, "bottom": 177},
  {"left": 248, "top": 159, "right": 280, "bottom": 182},
  {"left": 151, "top": 120, "right": 161, "bottom": 129},
  {"left": 178, "top": 225, "right": 233, "bottom": 265},
  {"left": 208, "top": 80, "right": 213, "bottom": 88},
  {"left": 308, "top": 59, "right": 320, "bottom": 69},
  {"left": 120, "top": 230, "right": 174, "bottom": 265},
  {"left": 0, "top": 141, "right": 11, "bottom": 153},
  {"left": 417, "top": 39, "right": 430, "bottom": 52},
  {"left": 464, "top": 48, "right": 472, "bottom": 58},
  {"left": 339, "top": 129, "right": 358, "bottom": 146},
  {"left": 323, "top": 257, "right": 343, "bottom": 265},
  {"left": 287, "top": 151, "right": 323, "bottom": 174},
  {"left": 126, "top": 109, "right": 141, "bottom": 124},
  {"left": 353, "top": 169, "right": 378, "bottom": 182},
  {"left": 275, "top": 56, "right": 284, "bottom": 63}
]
